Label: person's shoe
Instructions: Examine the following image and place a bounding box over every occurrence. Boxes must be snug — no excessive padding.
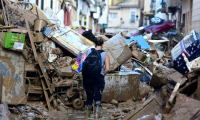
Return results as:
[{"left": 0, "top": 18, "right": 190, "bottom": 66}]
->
[
  {"left": 94, "top": 105, "right": 102, "bottom": 119},
  {"left": 85, "top": 105, "right": 92, "bottom": 119}
]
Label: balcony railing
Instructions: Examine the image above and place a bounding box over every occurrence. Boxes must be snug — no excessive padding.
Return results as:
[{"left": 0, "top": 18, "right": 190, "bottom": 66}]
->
[{"left": 130, "top": 19, "right": 135, "bottom": 23}]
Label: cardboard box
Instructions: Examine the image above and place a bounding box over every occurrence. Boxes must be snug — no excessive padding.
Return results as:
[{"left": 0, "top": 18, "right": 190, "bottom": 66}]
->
[
  {"left": 132, "top": 49, "right": 147, "bottom": 62},
  {"left": 60, "top": 65, "right": 75, "bottom": 77},
  {"left": 103, "top": 33, "right": 132, "bottom": 71},
  {"left": 171, "top": 30, "right": 200, "bottom": 74},
  {"left": 147, "top": 64, "right": 156, "bottom": 73}
]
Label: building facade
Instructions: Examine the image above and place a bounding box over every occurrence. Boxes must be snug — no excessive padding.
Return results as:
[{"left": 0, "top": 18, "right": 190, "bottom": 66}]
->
[
  {"left": 106, "top": 0, "right": 141, "bottom": 35},
  {"left": 155, "top": 0, "right": 167, "bottom": 19},
  {"left": 13, "top": 0, "right": 106, "bottom": 33}
]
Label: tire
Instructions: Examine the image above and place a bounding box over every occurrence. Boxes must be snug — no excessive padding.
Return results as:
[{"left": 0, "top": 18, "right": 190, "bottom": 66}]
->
[
  {"left": 150, "top": 17, "right": 163, "bottom": 25},
  {"left": 72, "top": 98, "right": 84, "bottom": 110}
]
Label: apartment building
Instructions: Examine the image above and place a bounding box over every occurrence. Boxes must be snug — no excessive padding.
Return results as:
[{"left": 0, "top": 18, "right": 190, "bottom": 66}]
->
[{"left": 106, "top": 0, "right": 141, "bottom": 34}]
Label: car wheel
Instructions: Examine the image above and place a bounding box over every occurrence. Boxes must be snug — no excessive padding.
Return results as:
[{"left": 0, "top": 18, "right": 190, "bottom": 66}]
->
[
  {"left": 150, "top": 17, "right": 163, "bottom": 25},
  {"left": 72, "top": 98, "right": 84, "bottom": 110}
]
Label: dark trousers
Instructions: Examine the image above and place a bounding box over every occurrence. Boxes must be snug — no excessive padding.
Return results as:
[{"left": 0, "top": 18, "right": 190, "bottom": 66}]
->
[{"left": 83, "top": 74, "right": 105, "bottom": 107}]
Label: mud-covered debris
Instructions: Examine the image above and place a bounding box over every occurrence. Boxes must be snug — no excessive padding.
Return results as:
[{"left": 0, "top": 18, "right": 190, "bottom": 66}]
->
[
  {"left": 138, "top": 82, "right": 152, "bottom": 100},
  {"left": 102, "top": 103, "right": 113, "bottom": 109},
  {"left": 103, "top": 32, "right": 132, "bottom": 71},
  {"left": 122, "top": 108, "right": 132, "bottom": 113},
  {"left": 10, "top": 103, "right": 49, "bottom": 120},
  {"left": 136, "top": 113, "right": 162, "bottom": 120},
  {"left": 110, "top": 110, "right": 125, "bottom": 120},
  {"left": 110, "top": 99, "right": 118, "bottom": 107},
  {"left": 60, "top": 65, "right": 75, "bottom": 77},
  {"left": 52, "top": 48, "right": 63, "bottom": 55},
  {"left": 164, "top": 93, "right": 200, "bottom": 120},
  {"left": 56, "top": 56, "right": 73, "bottom": 68},
  {"left": 124, "top": 94, "right": 164, "bottom": 120},
  {"left": 0, "top": 103, "right": 10, "bottom": 120}
]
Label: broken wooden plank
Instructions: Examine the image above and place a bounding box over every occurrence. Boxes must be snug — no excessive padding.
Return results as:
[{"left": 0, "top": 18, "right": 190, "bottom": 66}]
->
[
  {"left": 25, "top": 18, "right": 38, "bottom": 61},
  {"left": 37, "top": 56, "right": 53, "bottom": 94},
  {"left": 124, "top": 94, "right": 164, "bottom": 120},
  {"left": 162, "top": 68, "right": 187, "bottom": 85},
  {"left": 1, "top": 0, "right": 8, "bottom": 26},
  {"left": 41, "top": 79, "right": 52, "bottom": 111},
  {"left": 164, "top": 68, "right": 200, "bottom": 114},
  {"left": 25, "top": 84, "right": 43, "bottom": 94}
]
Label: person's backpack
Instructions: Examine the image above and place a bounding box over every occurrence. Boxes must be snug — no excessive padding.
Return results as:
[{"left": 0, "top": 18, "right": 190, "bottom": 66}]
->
[{"left": 82, "top": 48, "right": 104, "bottom": 79}]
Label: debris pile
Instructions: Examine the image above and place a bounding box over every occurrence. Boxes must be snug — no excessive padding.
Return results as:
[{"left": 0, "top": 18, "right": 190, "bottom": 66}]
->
[
  {"left": 9, "top": 103, "right": 49, "bottom": 120},
  {"left": 98, "top": 26, "right": 200, "bottom": 119},
  {"left": 0, "top": 0, "right": 90, "bottom": 115}
]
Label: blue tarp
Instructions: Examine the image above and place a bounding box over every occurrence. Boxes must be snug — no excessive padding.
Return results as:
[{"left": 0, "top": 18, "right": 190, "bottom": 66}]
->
[{"left": 126, "top": 35, "right": 151, "bottom": 49}]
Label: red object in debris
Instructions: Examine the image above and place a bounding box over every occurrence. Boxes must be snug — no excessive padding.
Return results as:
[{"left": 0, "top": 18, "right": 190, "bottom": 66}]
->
[
  {"left": 64, "top": 7, "right": 71, "bottom": 26},
  {"left": 130, "top": 19, "right": 176, "bottom": 37}
]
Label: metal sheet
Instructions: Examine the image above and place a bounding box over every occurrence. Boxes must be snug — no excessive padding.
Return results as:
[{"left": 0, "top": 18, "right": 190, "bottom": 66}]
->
[
  {"left": 0, "top": 47, "right": 26, "bottom": 105},
  {"left": 102, "top": 72, "right": 141, "bottom": 102}
]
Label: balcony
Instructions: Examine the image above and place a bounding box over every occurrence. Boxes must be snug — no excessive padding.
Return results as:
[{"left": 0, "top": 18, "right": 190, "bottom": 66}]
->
[
  {"left": 143, "top": 0, "right": 155, "bottom": 16},
  {"left": 139, "top": 0, "right": 144, "bottom": 9},
  {"left": 167, "top": 0, "right": 182, "bottom": 8}
]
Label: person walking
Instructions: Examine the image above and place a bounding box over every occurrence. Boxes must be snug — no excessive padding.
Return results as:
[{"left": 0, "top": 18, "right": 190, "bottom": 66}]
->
[{"left": 82, "top": 37, "right": 110, "bottom": 119}]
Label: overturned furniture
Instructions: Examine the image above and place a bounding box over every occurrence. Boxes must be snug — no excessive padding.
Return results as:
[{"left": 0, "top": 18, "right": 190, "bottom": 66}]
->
[{"left": 102, "top": 71, "right": 141, "bottom": 102}]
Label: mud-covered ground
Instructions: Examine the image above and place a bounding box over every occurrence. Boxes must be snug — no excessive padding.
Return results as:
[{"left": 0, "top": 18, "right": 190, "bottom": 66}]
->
[
  {"left": 49, "top": 109, "right": 115, "bottom": 120},
  {"left": 9, "top": 99, "right": 139, "bottom": 120}
]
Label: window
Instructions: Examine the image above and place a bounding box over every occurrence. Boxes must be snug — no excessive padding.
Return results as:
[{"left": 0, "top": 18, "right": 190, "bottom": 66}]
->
[
  {"left": 36, "top": 0, "right": 38, "bottom": 5},
  {"left": 110, "top": 13, "right": 118, "bottom": 19},
  {"left": 41, "top": 0, "right": 44, "bottom": 10},
  {"left": 51, "top": 0, "right": 53, "bottom": 9},
  {"left": 130, "top": 12, "right": 135, "bottom": 23}
]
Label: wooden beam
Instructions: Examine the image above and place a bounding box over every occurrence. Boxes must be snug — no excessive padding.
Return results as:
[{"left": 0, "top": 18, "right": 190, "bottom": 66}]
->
[
  {"left": 37, "top": 56, "right": 53, "bottom": 94},
  {"left": 1, "top": 0, "right": 8, "bottom": 26},
  {"left": 41, "top": 79, "right": 52, "bottom": 111},
  {"left": 25, "top": 18, "right": 38, "bottom": 61},
  {"left": 164, "top": 68, "right": 200, "bottom": 114}
]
